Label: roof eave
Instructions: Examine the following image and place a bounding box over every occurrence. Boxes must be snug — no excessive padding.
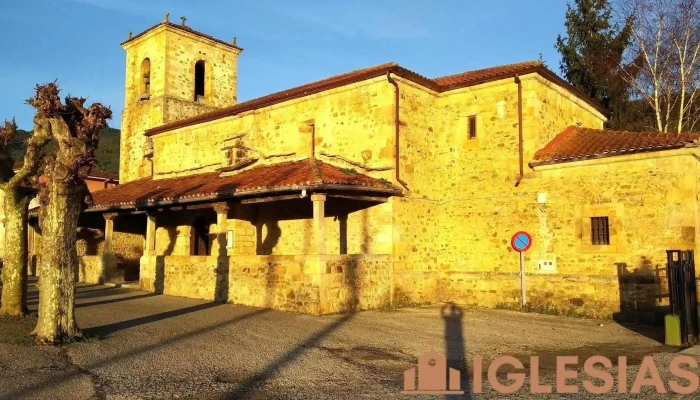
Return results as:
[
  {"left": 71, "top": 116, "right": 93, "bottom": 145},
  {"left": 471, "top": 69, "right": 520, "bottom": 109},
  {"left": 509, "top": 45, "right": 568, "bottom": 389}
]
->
[{"left": 86, "top": 183, "right": 402, "bottom": 213}]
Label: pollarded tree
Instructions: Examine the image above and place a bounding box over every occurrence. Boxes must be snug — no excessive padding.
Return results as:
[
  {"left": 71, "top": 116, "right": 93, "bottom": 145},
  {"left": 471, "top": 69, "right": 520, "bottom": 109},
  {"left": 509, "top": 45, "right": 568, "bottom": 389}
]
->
[
  {"left": 29, "top": 83, "right": 112, "bottom": 343},
  {"left": 0, "top": 113, "right": 52, "bottom": 317}
]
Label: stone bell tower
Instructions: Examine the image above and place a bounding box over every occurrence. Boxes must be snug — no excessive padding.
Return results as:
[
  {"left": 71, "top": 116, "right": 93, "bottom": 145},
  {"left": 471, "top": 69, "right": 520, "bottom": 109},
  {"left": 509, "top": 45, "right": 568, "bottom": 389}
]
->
[{"left": 119, "top": 13, "right": 243, "bottom": 183}]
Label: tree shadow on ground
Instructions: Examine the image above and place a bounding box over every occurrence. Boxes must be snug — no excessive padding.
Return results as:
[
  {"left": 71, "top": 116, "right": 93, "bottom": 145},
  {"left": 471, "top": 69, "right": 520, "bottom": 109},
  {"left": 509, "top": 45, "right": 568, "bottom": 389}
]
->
[
  {"left": 223, "top": 313, "right": 355, "bottom": 399},
  {"left": 75, "top": 293, "right": 161, "bottom": 309},
  {"left": 5, "top": 307, "right": 271, "bottom": 399},
  {"left": 83, "top": 301, "right": 223, "bottom": 338}
]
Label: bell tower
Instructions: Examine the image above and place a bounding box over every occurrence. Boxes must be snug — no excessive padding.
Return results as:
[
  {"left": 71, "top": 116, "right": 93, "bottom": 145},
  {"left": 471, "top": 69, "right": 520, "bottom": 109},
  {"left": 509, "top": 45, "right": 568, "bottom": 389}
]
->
[{"left": 119, "top": 14, "right": 243, "bottom": 183}]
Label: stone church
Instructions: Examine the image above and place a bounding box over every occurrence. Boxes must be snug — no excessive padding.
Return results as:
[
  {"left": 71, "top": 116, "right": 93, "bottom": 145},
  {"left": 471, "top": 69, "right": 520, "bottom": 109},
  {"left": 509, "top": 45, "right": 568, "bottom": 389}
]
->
[{"left": 51, "top": 16, "right": 699, "bottom": 319}]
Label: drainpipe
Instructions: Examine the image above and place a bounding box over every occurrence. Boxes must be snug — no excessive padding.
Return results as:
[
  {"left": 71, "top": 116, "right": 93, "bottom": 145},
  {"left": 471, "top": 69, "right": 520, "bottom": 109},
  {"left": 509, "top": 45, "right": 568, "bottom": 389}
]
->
[
  {"left": 387, "top": 71, "right": 409, "bottom": 190},
  {"left": 514, "top": 74, "right": 524, "bottom": 187}
]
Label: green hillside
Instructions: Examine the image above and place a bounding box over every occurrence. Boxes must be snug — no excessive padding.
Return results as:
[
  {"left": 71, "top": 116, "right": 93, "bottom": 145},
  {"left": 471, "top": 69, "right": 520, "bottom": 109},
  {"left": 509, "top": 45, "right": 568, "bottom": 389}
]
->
[{"left": 10, "top": 127, "right": 120, "bottom": 174}]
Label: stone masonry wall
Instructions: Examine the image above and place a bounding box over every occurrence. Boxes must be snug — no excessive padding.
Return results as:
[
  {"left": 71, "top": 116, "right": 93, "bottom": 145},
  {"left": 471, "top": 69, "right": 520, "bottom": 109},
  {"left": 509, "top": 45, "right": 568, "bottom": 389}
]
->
[
  {"left": 138, "top": 254, "right": 392, "bottom": 315},
  {"left": 151, "top": 77, "right": 396, "bottom": 181}
]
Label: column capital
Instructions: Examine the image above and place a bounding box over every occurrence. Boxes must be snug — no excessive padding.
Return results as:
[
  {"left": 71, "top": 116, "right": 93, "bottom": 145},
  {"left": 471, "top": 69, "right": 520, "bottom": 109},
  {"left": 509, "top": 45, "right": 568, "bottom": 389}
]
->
[
  {"left": 310, "top": 193, "right": 326, "bottom": 202},
  {"left": 213, "top": 202, "right": 230, "bottom": 214},
  {"left": 104, "top": 212, "right": 118, "bottom": 221}
]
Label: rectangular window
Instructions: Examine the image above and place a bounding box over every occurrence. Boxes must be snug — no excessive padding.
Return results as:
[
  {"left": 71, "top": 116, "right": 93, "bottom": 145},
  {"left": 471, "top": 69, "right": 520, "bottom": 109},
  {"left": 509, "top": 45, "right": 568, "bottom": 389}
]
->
[
  {"left": 590, "top": 217, "right": 610, "bottom": 245},
  {"left": 226, "top": 230, "right": 234, "bottom": 249},
  {"left": 467, "top": 115, "right": 477, "bottom": 140}
]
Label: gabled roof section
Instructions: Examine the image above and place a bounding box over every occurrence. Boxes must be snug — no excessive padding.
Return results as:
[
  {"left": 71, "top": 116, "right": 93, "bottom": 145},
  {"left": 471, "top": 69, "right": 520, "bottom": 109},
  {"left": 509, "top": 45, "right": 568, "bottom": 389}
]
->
[
  {"left": 531, "top": 126, "right": 700, "bottom": 167},
  {"left": 433, "top": 60, "right": 543, "bottom": 88},
  {"left": 121, "top": 21, "right": 243, "bottom": 51},
  {"left": 145, "top": 61, "right": 608, "bottom": 137},
  {"left": 89, "top": 159, "right": 399, "bottom": 211}
]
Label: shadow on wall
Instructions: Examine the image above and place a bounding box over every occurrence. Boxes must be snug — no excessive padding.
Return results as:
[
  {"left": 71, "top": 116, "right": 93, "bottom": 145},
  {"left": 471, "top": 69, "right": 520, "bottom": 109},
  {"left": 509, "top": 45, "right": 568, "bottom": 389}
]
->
[
  {"left": 613, "top": 257, "right": 667, "bottom": 342},
  {"left": 442, "top": 302, "right": 471, "bottom": 397},
  {"left": 153, "top": 226, "right": 178, "bottom": 294},
  {"left": 256, "top": 221, "right": 281, "bottom": 256}
]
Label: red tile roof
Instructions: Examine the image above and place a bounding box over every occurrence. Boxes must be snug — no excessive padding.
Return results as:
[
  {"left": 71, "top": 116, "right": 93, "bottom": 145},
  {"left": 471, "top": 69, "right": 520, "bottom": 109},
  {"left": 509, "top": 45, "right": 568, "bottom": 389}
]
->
[
  {"left": 89, "top": 159, "right": 398, "bottom": 211},
  {"left": 433, "top": 61, "right": 543, "bottom": 88},
  {"left": 531, "top": 126, "right": 700, "bottom": 167},
  {"left": 145, "top": 61, "right": 608, "bottom": 136},
  {"left": 121, "top": 21, "right": 243, "bottom": 51}
]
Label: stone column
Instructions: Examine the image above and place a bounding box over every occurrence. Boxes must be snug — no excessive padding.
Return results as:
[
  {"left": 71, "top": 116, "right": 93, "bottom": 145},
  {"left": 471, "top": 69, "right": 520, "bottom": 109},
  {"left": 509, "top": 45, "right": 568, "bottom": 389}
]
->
[
  {"left": 101, "top": 213, "right": 118, "bottom": 284},
  {"left": 103, "top": 213, "right": 117, "bottom": 254},
  {"left": 311, "top": 194, "right": 326, "bottom": 255},
  {"left": 339, "top": 213, "right": 348, "bottom": 255},
  {"left": 144, "top": 212, "right": 157, "bottom": 256},
  {"left": 214, "top": 202, "right": 230, "bottom": 257}
]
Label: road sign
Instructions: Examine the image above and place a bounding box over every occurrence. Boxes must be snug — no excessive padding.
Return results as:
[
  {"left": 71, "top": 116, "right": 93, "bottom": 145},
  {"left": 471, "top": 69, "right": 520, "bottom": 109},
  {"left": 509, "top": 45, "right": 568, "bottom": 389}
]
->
[
  {"left": 511, "top": 231, "right": 532, "bottom": 252},
  {"left": 511, "top": 231, "right": 532, "bottom": 307}
]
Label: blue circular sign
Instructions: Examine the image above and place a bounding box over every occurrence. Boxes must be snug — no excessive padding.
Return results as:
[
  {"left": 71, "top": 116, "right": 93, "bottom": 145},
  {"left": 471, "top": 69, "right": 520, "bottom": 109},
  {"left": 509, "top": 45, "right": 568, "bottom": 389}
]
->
[{"left": 511, "top": 231, "right": 532, "bottom": 252}]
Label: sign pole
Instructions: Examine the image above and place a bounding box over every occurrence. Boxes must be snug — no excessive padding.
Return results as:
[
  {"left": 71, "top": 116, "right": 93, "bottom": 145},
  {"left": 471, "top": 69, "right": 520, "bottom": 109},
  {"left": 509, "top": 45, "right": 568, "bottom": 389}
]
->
[
  {"left": 520, "top": 251, "right": 526, "bottom": 307},
  {"left": 511, "top": 231, "right": 531, "bottom": 308}
]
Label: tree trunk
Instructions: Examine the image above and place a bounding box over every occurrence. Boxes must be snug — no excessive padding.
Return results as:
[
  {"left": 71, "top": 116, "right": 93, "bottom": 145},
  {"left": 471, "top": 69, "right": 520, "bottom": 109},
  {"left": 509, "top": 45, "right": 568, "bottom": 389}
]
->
[
  {"left": 33, "top": 180, "right": 83, "bottom": 343},
  {"left": 0, "top": 189, "right": 29, "bottom": 316}
]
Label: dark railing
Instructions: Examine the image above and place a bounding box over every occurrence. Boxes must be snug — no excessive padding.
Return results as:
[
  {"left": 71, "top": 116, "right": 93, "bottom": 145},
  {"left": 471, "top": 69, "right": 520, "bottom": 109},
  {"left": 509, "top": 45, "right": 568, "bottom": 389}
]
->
[{"left": 667, "top": 250, "right": 699, "bottom": 346}]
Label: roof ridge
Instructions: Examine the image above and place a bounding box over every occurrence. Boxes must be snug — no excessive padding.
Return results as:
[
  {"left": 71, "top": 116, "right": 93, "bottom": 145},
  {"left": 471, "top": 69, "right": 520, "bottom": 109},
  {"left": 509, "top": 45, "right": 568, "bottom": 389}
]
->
[{"left": 432, "top": 60, "right": 542, "bottom": 81}]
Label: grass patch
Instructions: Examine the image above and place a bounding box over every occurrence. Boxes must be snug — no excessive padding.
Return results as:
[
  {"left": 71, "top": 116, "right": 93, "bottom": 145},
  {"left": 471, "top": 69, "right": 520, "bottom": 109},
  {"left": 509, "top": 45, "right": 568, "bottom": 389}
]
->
[
  {"left": 11, "top": 333, "right": 33, "bottom": 346},
  {"left": 339, "top": 167, "right": 358, "bottom": 175}
]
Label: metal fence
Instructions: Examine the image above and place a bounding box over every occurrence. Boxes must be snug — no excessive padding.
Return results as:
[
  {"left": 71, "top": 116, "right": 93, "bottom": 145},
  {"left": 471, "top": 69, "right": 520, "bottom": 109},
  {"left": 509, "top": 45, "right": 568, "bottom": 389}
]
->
[{"left": 666, "top": 250, "right": 699, "bottom": 346}]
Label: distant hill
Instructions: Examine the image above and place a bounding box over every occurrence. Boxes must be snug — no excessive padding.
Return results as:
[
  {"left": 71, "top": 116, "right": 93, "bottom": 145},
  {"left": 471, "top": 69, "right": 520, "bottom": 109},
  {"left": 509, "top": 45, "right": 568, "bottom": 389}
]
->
[{"left": 10, "top": 127, "right": 120, "bottom": 174}]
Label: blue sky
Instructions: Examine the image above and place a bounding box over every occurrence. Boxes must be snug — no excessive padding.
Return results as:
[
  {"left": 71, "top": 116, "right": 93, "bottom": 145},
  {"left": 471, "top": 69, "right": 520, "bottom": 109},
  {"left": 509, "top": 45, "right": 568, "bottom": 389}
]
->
[{"left": 1, "top": 0, "right": 570, "bottom": 130}]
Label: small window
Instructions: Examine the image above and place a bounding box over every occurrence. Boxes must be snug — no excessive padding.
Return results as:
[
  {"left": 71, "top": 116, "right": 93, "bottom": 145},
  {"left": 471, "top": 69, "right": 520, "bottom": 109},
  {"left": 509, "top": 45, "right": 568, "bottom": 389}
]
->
[
  {"left": 140, "top": 58, "right": 151, "bottom": 98},
  {"left": 467, "top": 115, "right": 477, "bottom": 140},
  {"left": 591, "top": 217, "right": 610, "bottom": 245},
  {"left": 194, "top": 60, "right": 206, "bottom": 101},
  {"left": 222, "top": 148, "right": 233, "bottom": 167}
]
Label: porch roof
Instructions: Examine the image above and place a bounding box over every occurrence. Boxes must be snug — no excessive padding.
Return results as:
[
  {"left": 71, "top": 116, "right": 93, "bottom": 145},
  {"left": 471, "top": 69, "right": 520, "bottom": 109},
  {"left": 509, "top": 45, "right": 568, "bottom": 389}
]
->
[{"left": 87, "top": 158, "right": 400, "bottom": 211}]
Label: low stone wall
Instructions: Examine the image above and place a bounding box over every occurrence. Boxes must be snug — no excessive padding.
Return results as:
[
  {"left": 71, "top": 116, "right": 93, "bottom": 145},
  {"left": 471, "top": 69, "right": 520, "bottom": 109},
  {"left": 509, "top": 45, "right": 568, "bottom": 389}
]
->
[
  {"left": 77, "top": 254, "right": 120, "bottom": 284},
  {"left": 442, "top": 271, "right": 671, "bottom": 322},
  {"left": 320, "top": 255, "right": 392, "bottom": 313},
  {"left": 138, "top": 254, "right": 393, "bottom": 314},
  {"left": 226, "top": 255, "right": 320, "bottom": 313}
]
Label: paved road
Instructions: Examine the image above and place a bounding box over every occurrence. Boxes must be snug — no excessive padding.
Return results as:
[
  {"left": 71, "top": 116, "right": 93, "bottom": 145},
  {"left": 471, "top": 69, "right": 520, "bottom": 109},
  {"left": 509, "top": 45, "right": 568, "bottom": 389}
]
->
[{"left": 0, "top": 280, "right": 690, "bottom": 399}]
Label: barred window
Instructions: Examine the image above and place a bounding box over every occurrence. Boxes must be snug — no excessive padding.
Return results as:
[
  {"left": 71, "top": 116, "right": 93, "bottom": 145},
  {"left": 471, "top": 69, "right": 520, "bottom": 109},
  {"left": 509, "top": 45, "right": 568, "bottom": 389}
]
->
[
  {"left": 591, "top": 217, "right": 610, "bottom": 245},
  {"left": 468, "top": 115, "right": 477, "bottom": 140}
]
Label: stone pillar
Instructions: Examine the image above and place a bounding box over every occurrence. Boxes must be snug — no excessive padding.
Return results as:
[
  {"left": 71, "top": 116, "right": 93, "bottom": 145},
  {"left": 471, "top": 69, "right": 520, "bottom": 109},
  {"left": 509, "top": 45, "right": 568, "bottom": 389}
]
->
[
  {"left": 339, "top": 213, "right": 348, "bottom": 255},
  {"left": 101, "top": 213, "right": 118, "bottom": 284},
  {"left": 144, "top": 212, "right": 157, "bottom": 256},
  {"left": 214, "top": 202, "right": 230, "bottom": 257},
  {"left": 103, "top": 213, "right": 117, "bottom": 254},
  {"left": 311, "top": 194, "right": 326, "bottom": 255}
]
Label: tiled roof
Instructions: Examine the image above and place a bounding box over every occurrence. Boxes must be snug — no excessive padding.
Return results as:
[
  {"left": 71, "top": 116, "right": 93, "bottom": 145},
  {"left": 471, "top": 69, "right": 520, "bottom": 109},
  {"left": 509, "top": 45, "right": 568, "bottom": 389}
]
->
[
  {"left": 146, "top": 61, "right": 608, "bottom": 136},
  {"left": 12, "top": 163, "right": 118, "bottom": 182},
  {"left": 89, "top": 159, "right": 398, "bottom": 210},
  {"left": 121, "top": 21, "right": 243, "bottom": 51},
  {"left": 531, "top": 126, "right": 700, "bottom": 167},
  {"left": 85, "top": 168, "right": 119, "bottom": 181},
  {"left": 433, "top": 61, "right": 543, "bottom": 88}
]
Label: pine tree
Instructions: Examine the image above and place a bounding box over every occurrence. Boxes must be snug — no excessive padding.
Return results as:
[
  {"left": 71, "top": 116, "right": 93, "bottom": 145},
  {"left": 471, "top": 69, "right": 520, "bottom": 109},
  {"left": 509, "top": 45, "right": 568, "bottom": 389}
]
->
[{"left": 556, "top": 0, "right": 635, "bottom": 128}]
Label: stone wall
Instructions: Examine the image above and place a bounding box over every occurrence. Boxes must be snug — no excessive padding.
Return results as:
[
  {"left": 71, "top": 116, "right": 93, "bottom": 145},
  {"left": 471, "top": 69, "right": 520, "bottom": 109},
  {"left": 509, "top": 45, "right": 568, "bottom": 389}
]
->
[
  {"left": 151, "top": 77, "right": 396, "bottom": 181},
  {"left": 77, "top": 254, "right": 119, "bottom": 284},
  {"left": 139, "top": 254, "right": 392, "bottom": 315},
  {"left": 320, "top": 254, "right": 393, "bottom": 313}
]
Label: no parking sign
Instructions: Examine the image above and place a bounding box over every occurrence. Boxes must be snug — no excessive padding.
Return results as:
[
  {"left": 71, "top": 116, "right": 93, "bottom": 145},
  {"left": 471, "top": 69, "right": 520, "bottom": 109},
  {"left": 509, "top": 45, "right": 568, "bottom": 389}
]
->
[
  {"left": 511, "top": 231, "right": 532, "bottom": 252},
  {"left": 511, "top": 231, "right": 532, "bottom": 307}
]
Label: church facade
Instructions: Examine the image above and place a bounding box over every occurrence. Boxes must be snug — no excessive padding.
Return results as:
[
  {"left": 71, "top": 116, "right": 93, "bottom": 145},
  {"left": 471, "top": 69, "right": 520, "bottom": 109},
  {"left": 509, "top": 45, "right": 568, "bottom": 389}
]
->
[{"left": 77, "top": 16, "right": 700, "bottom": 319}]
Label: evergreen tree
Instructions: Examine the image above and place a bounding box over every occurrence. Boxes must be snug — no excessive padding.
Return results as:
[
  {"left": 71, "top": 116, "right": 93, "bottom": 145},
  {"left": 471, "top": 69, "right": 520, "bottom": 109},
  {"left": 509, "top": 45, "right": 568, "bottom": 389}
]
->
[{"left": 556, "top": 0, "right": 635, "bottom": 128}]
